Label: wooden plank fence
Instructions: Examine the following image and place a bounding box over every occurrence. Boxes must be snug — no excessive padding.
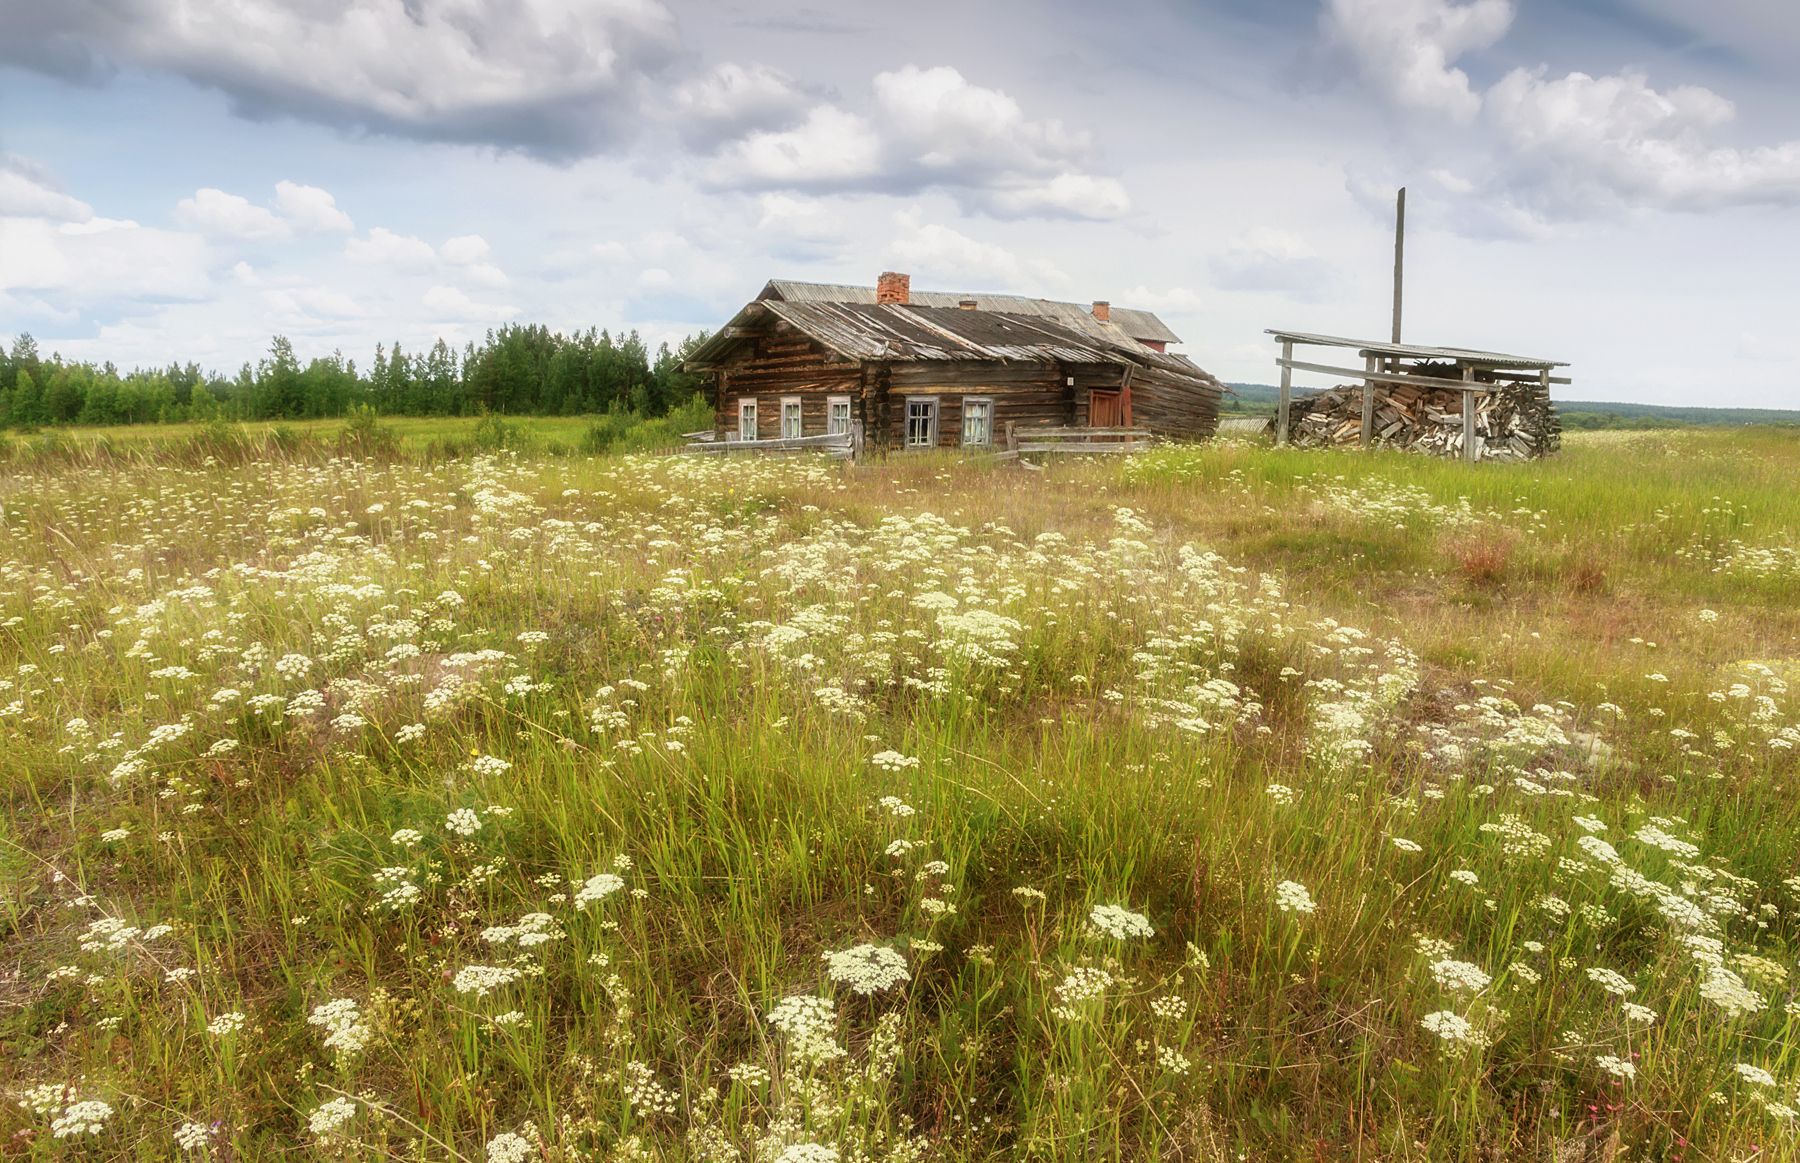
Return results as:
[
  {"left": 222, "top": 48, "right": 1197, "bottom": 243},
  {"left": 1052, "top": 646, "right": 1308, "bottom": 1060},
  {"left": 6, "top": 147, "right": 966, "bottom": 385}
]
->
[
  {"left": 677, "top": 422, "right": 1158, "bottom": 462},
  {"left": 1006, "top": 424, "right": 1156, "bottom": 455},
  {"left": 679, "top": 423, "right": 862, "bottom": 459}
]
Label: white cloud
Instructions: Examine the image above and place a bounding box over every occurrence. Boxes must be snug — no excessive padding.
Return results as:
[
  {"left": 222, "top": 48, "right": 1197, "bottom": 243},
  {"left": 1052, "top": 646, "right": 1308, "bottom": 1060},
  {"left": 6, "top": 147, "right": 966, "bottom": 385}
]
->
[
  {"left": 0, "top": 216, "right": 212, "bottom": 301},
  {"left": 1119, "top": 285, "right": 1207, "bottom": 313},
  {"left": 422, "top": 284, "right": 519, "bottom": 322},
  {"left": 709, "top": 106, "right": 885, "bottom": 187},
  {"left": 0, "top": 154, "right": 93, "bottom": 222},
  {"left": 873, "top": 66, "right": 1085, "bottom": 171},
  {"left": 1208, "top": 229, "right": 1336, "bottom": 298},
  {"left": 274, "top": 181, "right": 353, "bottom": 232},
  {"left": 1485, "top": 68, "right": 1800, "bottom": 213},
  {"left": 981, "top": 173, "right": 1131, "bottom": 221},
  {"left": 265, "top": 284, "right": 364, "bottom": 320},
  {"left": 3, "top": 0, "right": 680, "bottom": 159},
  {"left": 175, "top": 187, "right": 292, "bottom": 240},
  {"left": 751, "top": 192, "right": 848, "bottom": 260},
  {"left": 755, "top": 193, "right": 839, "bottom": 236},
  {"left": 440, "top": 234, "right": 492, "bottom": 265},
  {"left": 1322, "top": 0, "right": 1514, "bottom": 121},
  {"left": 346, "top": 227, "right": 436, "bottom": 267},
  {"left": 887, "top": 211, "right": 1067, "bottom": 290},
  {"left": 440, "top": 234, "right": 509, "bottom": 285},
  {"left": 704, "top": 64, "right": 1131, "bottom": 220},
  {"left": 1324, "top": 0, "right": 1800, "bottom": 222},
  {"left": 672, "top": 62, "right": 809, "bottom": 147}
]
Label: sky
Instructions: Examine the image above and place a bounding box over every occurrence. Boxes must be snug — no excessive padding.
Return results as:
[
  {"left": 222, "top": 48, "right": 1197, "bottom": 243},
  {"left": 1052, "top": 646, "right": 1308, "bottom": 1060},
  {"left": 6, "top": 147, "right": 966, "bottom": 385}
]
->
[{"left": 2, "top": 0, "right": 1799, "bottom": 406}]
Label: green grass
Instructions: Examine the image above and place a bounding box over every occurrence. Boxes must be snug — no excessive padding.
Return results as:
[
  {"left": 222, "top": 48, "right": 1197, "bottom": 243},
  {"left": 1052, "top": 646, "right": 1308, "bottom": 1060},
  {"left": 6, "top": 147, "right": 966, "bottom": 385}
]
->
[
  {"left": 3, "top": 429, "right": 1800, "bottom": 1160},
  {"left": 0, "top": 400, "right": 714, "bottom": 464}
]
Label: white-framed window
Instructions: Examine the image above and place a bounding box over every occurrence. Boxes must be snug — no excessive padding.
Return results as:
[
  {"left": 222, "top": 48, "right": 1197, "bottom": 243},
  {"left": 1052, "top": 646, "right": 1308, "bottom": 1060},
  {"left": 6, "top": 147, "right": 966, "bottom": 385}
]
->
[
  {"left": 904, "top": 396, "right": 938, "bottom": 449},
  {"left": 780, "top": 396, "right": 803, "bottom": 439},
  {"left": 826, "top": 395, "right": 852, "bottom": 436},
  {"left": 961, "top": 396, "right": 994, "bottom": 447},
  {"left": 737, "top": 397, "right": 758, "bottom": 441}
]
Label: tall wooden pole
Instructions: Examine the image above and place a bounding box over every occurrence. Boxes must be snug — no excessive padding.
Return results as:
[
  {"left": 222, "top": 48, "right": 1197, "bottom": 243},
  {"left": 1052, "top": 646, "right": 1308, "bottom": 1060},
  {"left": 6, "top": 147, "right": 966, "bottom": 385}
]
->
[{"left": 1392, "top": 187, "right": 1406, "bottom": 345}]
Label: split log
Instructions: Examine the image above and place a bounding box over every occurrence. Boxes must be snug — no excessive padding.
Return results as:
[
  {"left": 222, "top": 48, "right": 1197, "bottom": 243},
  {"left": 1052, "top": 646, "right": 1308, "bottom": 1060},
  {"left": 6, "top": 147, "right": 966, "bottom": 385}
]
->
[{"left": 1282, "top": 363, "right": 1560, "bottom": 461}]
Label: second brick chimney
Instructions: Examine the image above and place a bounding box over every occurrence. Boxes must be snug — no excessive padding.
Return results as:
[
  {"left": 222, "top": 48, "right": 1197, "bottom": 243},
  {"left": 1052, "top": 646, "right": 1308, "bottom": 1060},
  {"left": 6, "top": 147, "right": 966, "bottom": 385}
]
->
[
  {"left": 958, "top": 298, "right": 978, "bottom": 310},
  {"left": 876, "top": 271, "right": 911, "bottom": 305},
  {"left": 1091, "top": 300, "right": 1111, "bottom": 322}
]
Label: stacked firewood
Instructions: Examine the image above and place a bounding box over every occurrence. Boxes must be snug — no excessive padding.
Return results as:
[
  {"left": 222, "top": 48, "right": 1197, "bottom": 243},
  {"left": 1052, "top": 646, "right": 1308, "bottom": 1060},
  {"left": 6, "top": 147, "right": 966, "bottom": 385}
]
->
[{"left": 1285, "top": 367, "right": 1560, "bottom": 461}]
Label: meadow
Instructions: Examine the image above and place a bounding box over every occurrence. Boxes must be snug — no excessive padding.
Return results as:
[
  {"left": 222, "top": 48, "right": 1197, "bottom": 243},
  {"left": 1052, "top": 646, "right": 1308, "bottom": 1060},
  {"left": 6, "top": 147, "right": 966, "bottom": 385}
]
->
[{"left": 4, "top": 420, "right": 1800, "bottom": 1161}]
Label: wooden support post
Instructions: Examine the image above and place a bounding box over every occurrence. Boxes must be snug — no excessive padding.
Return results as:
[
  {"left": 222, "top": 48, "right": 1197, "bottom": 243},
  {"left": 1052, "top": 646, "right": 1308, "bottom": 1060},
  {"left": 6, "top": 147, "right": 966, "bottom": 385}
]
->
[
  {"left": 850, "top": 418, "right": 864, "bottom": 462},
  {"left": 1005, "top": 421, "right": 1017, "bottom": 454},
  {"left": 1276, "top": 339, "right": 1293, "bottom": 446},
  {"left": 1392, "top": 187, "right": 1406, "bottom": 345},
  {"left": 1462, "top": 366, "right": 1477, "bottom": 464},
  {"left": 1360, "top": 352, "right": 1376, "bottom": 447}
]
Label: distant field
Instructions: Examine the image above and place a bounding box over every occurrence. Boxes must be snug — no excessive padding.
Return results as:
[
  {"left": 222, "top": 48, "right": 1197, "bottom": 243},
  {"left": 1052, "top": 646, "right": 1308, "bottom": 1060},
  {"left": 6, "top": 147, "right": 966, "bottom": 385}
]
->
[
  {"left": 4, "top": 428, "right": 1800, "bottom": 1159},
  {"left": 9, "top": 414, "right": 614, "bottom": 452},
  {"left": 1223, "top": 381, "right": 1800, "bottom": 428}
]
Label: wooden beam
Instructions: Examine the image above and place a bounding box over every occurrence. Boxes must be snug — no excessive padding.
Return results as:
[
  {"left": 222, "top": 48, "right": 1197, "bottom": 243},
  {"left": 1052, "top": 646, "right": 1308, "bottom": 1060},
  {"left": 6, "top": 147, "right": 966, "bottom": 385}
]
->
[
  {"left": 1276, "top": 339, "right": 1293, "bottom": 445},
  {"left": 1487, "top": 371, "right": 1572, "bottom": 386},
  {"left": 1360, "top": 352, "right": 1376, "bottom": 447},
  {"left": 1462, "top": 366, "right": 1477, "bottom": 464},
  {"left": 1276, "top": 357, "right": 1498, "bottom": 394}
]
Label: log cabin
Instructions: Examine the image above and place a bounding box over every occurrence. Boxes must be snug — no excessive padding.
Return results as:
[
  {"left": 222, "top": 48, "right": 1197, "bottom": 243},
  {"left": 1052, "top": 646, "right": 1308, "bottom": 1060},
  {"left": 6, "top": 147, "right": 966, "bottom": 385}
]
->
[{"left": 683, "top": 273, "right": 1223, "bottom": 451}]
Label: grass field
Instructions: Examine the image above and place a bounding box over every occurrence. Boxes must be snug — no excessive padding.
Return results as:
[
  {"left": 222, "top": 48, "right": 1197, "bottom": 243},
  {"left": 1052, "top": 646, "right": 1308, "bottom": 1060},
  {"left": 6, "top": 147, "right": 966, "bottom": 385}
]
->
[
  {"left": 4, "top": 421, "right": 1800, "bottom": 1161},
  {"left": 0, "top": 402, "right": 714, "bottom": 462}
]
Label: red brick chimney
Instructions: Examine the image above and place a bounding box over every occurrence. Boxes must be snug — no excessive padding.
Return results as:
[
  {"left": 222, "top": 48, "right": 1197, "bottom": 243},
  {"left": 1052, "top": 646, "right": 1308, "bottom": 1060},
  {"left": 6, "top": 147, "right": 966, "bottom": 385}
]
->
[
  {"left": 876, "top": 271, "right": 911, "bottom": 305},
  {"left": 958, "top": 298, "right": 978, "bottom": 310},
  {"left": 1091, "top": 300, "right": 1111, "bottom": 322}
]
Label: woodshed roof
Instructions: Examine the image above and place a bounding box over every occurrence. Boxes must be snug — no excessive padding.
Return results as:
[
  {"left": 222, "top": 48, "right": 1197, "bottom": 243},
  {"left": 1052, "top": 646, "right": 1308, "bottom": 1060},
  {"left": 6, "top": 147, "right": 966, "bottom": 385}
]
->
[
  {"left": 763, "top": 279, "right": 1182, "bottom": 345},
  {"left": 1266, "top": 329, "right": 1567, "bottom": 370}
]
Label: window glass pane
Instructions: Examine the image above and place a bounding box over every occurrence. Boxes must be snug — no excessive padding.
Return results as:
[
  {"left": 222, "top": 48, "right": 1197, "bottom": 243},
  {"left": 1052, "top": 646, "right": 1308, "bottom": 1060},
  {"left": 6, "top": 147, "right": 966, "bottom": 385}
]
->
[
  {"left": 738, "top": 401, "right": 756, "bottom": 440},
  {"left": 963, "top": 399, "right": 991, "bottom": 445},
  {"left": 906, "top": 400, "right": 935, "bottom": 447},
  {"left": 782, "top": 401, "right": 802, "bottom": 438},
  {"left": 828, "top": 400, "right": 850, "bottom": 435}
]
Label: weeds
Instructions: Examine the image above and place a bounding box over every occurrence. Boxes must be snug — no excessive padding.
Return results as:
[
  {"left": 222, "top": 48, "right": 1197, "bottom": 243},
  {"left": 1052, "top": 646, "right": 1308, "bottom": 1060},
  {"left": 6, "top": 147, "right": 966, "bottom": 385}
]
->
[{"left": 2, "top": 431, "right": 1800, "bottom": 1159}]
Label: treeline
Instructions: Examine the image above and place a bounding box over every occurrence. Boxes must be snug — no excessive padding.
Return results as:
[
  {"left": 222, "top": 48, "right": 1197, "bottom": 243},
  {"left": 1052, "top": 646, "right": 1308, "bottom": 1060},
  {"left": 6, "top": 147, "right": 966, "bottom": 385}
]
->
[{"left": 0, "top": 325, "right": 709, "bottom": 429}]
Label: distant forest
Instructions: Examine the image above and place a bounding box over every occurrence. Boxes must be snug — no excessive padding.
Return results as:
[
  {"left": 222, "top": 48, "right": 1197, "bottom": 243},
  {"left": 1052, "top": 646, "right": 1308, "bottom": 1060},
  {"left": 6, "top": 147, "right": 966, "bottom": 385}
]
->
[
  {"left": 1223, "top": 382, "right": 1800, "bottom": 430},
  {"left": 0, "top": 326, "right": 709, "bottom": 429}
]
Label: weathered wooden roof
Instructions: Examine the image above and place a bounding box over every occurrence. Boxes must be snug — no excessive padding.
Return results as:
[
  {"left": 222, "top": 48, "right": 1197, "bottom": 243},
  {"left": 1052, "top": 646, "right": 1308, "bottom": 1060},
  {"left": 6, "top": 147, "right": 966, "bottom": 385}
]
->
[
  {"left": 762, "top": 301, "right": 1118, "bottom": 364},
  {"left": 764, "top": 279, "right": 1182, "bottom": 345},
  {"left": 1266, "top": 329, "right": 1566, "bottom": 370},
  {"left": 687, "top": 301, "right": 1216, "bottom": 386}
]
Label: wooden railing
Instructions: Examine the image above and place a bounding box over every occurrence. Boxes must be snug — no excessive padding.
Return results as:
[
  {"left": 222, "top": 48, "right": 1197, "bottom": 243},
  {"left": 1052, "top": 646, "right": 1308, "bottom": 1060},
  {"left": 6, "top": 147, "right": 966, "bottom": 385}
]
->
[
  {"left": 679, "top": 423, "right": 862, "bottom": 459},
  {"left": 1004, "top": 424, "right": 1156, "bottom": 455}
]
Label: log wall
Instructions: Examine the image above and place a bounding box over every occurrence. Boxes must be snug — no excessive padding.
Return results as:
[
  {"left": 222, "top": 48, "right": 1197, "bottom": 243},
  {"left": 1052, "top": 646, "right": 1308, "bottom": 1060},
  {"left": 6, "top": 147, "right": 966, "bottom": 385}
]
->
[
  {"left": 1131, "top": 365, "right": 1223, "bottom": 440},
  {"left": 706, "top": 334, "right": 1219, "bottom": 449}
]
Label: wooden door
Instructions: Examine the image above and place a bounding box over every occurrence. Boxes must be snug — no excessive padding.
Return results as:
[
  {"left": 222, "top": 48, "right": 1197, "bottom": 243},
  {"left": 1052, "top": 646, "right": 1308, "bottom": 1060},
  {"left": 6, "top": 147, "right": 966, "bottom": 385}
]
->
[{"left": 1089, "top": 390, "right": 1124, "bottom": 427}]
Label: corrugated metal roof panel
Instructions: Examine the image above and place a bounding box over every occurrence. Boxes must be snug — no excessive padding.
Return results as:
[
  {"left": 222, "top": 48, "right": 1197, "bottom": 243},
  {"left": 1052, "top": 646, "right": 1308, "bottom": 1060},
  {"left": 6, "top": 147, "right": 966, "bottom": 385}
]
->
[
  {"left": 763, "top": 279, "right": 1182, "bottom": 344},
  {"left": 1266, "top": 329, "right": 1566, "bottom": 369}
]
